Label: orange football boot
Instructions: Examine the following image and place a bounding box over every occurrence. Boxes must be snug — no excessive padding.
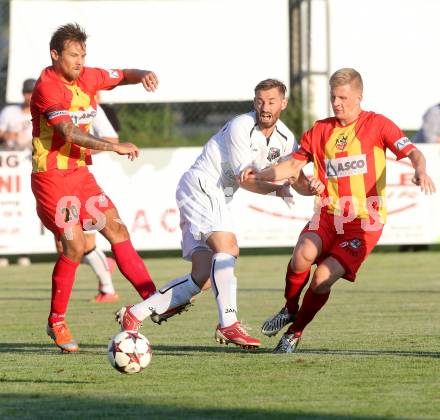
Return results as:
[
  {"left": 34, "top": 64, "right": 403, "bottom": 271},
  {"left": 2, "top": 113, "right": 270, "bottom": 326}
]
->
[
  {"left": 46, "top": 321, "right": 79, "bottom": 353},
  {"left": 215, "top": 321, "right": 261, "bottom": 349}
]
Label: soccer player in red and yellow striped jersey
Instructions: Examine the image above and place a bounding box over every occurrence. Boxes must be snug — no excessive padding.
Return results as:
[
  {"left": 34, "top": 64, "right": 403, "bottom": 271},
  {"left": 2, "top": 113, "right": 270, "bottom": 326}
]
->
[
  {"left": 30, "top": 23, "right": 159, "bottom": 353},
  {"left": 241, "top": 68, "right": 436, "bottom": 353}
]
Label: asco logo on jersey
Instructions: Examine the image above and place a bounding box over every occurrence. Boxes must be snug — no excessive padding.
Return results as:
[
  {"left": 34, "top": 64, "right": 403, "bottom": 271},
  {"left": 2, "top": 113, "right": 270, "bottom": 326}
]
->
[{"left": 325, "top": 154, "right": 367, "bottom": 178}]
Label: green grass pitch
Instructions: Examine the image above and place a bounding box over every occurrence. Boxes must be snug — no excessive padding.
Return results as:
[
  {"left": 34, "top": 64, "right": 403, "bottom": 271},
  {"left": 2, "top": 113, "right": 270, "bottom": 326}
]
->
[{"left": 0, "top": 251, "right": 439, "bottom": 419}]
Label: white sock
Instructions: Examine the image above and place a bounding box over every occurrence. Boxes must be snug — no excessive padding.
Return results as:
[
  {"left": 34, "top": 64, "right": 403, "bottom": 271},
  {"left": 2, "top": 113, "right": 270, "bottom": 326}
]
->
[
  {"left": 130, "top": 274, "right": 201, "bottom": 321},
  {"left": 82, "top": 247, "right": 115, "bottom": 294},
  {"left": 211, "top": 253, "right": 237, "bottom": 328}
]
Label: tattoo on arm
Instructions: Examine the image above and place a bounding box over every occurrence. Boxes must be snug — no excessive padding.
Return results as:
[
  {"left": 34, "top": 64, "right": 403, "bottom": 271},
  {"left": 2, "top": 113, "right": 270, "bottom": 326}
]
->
[{"left": 55, "top": 121, "right": 115, "bottom": 151}]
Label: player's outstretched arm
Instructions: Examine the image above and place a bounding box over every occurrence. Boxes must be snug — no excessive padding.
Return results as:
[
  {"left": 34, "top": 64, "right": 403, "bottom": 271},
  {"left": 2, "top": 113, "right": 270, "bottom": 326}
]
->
[
  {"left": 240, "top": 158, "right": 306, "bottom": 184},
  {"left": 120, "top": 69, "right": 159, "bottom": 92},
  {"left": 407, "top": 149, "right": 436, "bottom": 194},
  {"left": 55, "top": 120, "right": 115, "bottom": 151},
  {"left": 113, "top": 143, "right": 139, "bottom": 161},
  {"left": 54, "top": 120, "right": 139, "bottom": 160},
  {"left": 238, "top": 178, "right": 285, "bottom": 196}
]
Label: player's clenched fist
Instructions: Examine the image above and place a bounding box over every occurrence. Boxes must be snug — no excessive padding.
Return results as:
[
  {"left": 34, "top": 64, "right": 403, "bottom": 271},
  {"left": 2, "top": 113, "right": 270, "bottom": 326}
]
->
[
  {"left": 307, "top": 177, "right": 325, "bottom": 195},
  {"left": 114, "top": 143, "right": 139, "bottom": 161},
  {"left": 141, "top": 71, "right": 159, "bottom": 92},
  {"left": 240, "top": 166, "right": 257, "bottom": 183}
]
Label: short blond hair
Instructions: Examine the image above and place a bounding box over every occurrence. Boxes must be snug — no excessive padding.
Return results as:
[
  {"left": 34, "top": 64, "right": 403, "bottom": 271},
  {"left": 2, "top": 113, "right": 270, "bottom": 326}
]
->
[{"left": 329, "top": 68, "right": 363, "bottom": 93}]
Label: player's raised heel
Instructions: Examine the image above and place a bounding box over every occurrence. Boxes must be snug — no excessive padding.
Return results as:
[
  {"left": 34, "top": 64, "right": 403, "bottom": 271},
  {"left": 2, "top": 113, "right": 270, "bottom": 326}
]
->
[
  {"left": 261, "top": 307, "right": 295, "bottom": 337},
  {"left": 115, "top": 305, "right": 142, "bottom": 332},
  {"left": 150, "top": 299, "right": 195, "bottom": 325},
  {"left": 273, "top": 332, "right": 301, "bottom": 353},
  {"left": 215, "top": 322, "right": 261, "bottom": 350},
  {"left": 46, "top": 322, "right": 79, "bottom": 353}
]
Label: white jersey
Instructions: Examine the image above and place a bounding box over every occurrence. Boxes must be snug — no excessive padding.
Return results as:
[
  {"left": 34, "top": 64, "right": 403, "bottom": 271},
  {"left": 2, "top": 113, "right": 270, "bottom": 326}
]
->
[
  {"left": 90, "top": 105, "right": 118, "bottom": 139},
  {"left": 0, "top": 104, "right": 32, "bottom": 150},
  {"left": 188, "top": 111, "right": 296, "bottom": 196},
  {"left": 177, "top": 111, "right": 296, "bottom": 260}
]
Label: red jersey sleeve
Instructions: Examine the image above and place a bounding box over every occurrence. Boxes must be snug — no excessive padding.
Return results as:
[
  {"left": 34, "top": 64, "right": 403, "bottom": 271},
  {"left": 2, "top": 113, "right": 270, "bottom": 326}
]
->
[
  {"left": 32, "top": 81, "right": 71, "bottom": 126},
  {"left": 89, "top": 68, "right": 124, "bottom": 91},
  {"left": 378, "top": 115, "right": 416, "bottom": 159},
  {"left": 292, "top": 128, "right": 313, "bottom": 161}
]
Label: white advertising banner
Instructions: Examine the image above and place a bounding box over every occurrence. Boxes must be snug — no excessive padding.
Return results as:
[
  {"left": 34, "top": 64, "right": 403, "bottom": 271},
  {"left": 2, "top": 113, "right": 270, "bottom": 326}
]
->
[
  {"left": 0, "top": 145, "right": 439, "bottom": 255},
  {"left": 7, "top": 0, "right": 289, "bottom": 104},
  {"left": 309, "top": 0, "right": 440, "bottom": 130}
]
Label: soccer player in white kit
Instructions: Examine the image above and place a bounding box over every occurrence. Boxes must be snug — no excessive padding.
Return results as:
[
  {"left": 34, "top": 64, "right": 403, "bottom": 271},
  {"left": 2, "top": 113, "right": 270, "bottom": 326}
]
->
[{"left": 117, "top": 79, "right": 323, "bottom": 348}]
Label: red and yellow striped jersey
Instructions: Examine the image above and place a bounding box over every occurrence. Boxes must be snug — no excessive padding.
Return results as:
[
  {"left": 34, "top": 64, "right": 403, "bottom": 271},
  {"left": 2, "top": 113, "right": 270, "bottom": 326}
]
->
[
  {"left": 293, "top": 111, "right": 416, "bottom": 223},
  {"left": 30, "top": 66, "right": 123, "bottom": 173}
]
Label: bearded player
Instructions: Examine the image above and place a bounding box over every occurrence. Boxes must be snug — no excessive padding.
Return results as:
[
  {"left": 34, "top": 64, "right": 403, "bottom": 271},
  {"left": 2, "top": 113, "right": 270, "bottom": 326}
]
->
[{"left": 31, "top": 23, "right": 159, "bottom": 352}]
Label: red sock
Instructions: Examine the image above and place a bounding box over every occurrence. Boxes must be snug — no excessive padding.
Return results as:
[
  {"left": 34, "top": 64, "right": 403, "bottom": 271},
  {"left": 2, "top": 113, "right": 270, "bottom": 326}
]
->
[
  {"left": 48, "top": 254, "right": 79, "bottom": 325},
  {"left": 284, "top": 259, "right": 311, "bottom": 315},
  {"left": 112, "top": 240, "right": 156, "bottom": 299},
  {"left": 289, "top": 287, "right": 330, "bottom": 334}
]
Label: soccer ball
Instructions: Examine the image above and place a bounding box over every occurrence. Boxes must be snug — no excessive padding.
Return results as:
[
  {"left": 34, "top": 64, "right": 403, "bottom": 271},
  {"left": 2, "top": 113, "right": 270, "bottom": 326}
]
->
[{"left": 108, "top": 331, "right": 152, "bottom": 374}]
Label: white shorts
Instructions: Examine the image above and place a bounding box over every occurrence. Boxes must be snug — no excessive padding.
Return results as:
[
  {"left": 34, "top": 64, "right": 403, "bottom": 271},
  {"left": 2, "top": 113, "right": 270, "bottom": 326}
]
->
[{"left": 176, "top": 171, "right": 234, "bottom": 260}]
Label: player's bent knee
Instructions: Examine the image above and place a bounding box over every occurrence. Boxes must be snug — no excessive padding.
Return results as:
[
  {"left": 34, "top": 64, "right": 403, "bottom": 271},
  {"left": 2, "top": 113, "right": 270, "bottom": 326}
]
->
[
  {"left": 102, "top": 220, "right": 130, "bottom": 243},
  {"left": 311, "top": 282, "right": 332, "bottom": 294},
  {"left": 191, "top": 268, "right": 211, "bottom": 287},
  {"left": 63, "top": 241, "right": 86, "bottom": 261},
  {"left": 114, "top": 223, "right": 129, "bottom": 239},
  {"left": 291, "top": 253, "right": 314, "bottom": 272}
]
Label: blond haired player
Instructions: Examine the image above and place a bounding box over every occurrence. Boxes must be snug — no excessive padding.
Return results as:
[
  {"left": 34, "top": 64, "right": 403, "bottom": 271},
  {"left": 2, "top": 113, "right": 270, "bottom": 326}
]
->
[{"left": 241, "top": 68, "right": 436, "bottom": 353}]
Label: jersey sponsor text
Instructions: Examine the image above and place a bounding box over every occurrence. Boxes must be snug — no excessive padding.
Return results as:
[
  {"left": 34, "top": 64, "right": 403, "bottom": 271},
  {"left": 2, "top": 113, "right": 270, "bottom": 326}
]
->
[{"left": 325, "top": 154, "right": 367, "bottom": 178}]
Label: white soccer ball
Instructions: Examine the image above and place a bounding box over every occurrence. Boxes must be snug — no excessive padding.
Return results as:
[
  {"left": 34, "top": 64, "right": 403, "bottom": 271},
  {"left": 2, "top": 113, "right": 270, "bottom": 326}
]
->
[{"left": 107, "top": 331, "right": 152, "bottom": 374}]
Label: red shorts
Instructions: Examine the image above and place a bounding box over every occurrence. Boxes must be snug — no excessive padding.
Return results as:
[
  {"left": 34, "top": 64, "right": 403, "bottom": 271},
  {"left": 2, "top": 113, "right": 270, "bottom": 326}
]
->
[
  {"left": 31, "top": 167, "right": 115, "bottom": 240},
  {"left": 302, "top": 211, "right": 383, "bottom": 281}
]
